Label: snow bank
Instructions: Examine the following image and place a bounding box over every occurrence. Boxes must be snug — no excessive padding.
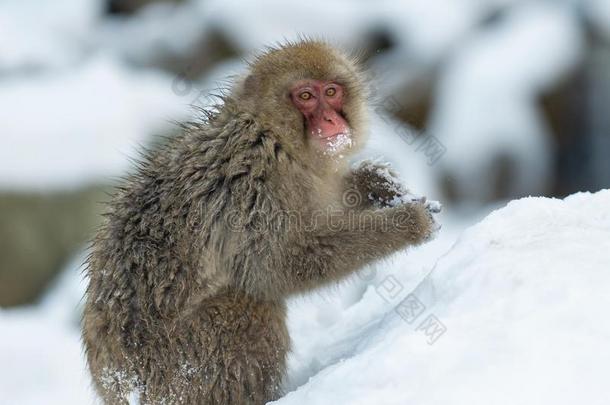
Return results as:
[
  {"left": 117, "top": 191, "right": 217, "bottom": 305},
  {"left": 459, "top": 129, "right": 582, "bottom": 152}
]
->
[
  {"left": 276, "top": 189, "right": 610, "bottom": 405},
  {"left": 3, "top": 190, "right": 608, "bottom": 404},
  {"left": 0, "top": 310, "right": 95, "bottom": 405}
]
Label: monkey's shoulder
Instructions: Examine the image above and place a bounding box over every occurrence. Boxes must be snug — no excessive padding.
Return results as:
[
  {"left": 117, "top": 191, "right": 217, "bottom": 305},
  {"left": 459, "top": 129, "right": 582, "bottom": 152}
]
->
[{"left": 94, "top": 113, "right": 309, "bottom": 257}]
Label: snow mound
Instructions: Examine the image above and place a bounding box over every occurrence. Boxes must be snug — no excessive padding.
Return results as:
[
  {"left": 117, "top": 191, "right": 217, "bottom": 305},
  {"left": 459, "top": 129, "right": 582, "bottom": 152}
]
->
[{"left": 276, "top": 189, "right": 610, "bottom": 405}]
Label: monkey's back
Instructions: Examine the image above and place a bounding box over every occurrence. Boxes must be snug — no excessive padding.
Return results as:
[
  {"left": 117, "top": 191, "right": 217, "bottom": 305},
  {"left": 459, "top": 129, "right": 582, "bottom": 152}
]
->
[{"left": 82, "top": 113, "right": 291, "bottom": 404}]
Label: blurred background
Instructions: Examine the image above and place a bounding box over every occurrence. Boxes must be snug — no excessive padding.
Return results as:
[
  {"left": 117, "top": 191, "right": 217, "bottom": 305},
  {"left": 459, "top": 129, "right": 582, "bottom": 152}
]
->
[{"left": 1, "top": 0, "right": 608, "bottom": 403}]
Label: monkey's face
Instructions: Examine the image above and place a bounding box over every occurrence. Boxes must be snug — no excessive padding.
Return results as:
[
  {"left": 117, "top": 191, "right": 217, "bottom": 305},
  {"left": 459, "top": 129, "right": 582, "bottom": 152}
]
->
[
  {"left": 289, "top": 79, "right": 352, "bottom": 154},
  {"left": 241, "top": 41, "right": 368, "bottom": 164}
]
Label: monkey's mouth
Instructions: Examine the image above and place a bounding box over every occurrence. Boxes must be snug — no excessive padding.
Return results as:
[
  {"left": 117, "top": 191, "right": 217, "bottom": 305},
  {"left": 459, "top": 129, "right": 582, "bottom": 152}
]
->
[
  {"left": 317, "top": 131, "right": 353, "bottom": 154},
  {"left": 307, "top": 113, "right": 353, "bottom": 153},
  {"left": 312, "top": 130, "right": 349, "bottom": 139}
]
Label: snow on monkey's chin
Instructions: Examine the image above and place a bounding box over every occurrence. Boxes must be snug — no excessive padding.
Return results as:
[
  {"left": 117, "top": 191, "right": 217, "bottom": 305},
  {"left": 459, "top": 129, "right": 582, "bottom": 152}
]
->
[{"left": 313, "top": 129, "right": 353, "bottom": 159}]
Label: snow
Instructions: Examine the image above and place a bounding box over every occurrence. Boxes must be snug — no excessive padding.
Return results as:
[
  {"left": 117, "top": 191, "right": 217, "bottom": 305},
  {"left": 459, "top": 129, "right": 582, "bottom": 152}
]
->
[
  {"left": 0, "top": 57, "right": 189, "bottom": 190},
  {"left": 204, "top": 0, "right": 372, "bottom": 52},
  {"left": 0, "top": 0, "right": 584, "bottom": 199},
  {"left": 362, "top": 113, "right": 442, "bottom": 201},
  {"left": 322, "top": 131, "right": 353, "bottom": 159},
  {"left": 3, "top": 191, "right": 609, "bottom": 404},
  {"left": 585, "top": 0, "right": 610, "bottom": 41},
  {"left": 276, "top": 189, "right": 610, "bottom": 405},
  {"left": 430, "top": 2, "right": 584, "bottom": 203},
  {"left": 1, "top": 0, "right": 606, "bottom": 403},
  {"left": 94, "top": 1, "right": 209, "bottom": 68},
  {"left": 0, "top": 253, "right": 96, "bottom": 405},
  {"left": 351, "top": 159, "right": 442, "bottom": 211},
  {"left": 206, "top": 0, "right": 496, "bottom": 64},
  {"left": 0, "top": 309, "right": 95, "bottom": 405},
  {"left": 378, "top": 0, "right": 483, "bottom": 64},
  {"left": 0, "top": 0, "right": 100, "bottom": 73}
]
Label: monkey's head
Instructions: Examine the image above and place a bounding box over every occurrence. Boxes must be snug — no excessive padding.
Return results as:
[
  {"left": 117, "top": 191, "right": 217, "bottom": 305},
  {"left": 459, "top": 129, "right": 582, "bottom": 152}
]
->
[{"left": 238, "top": 40, "right": 368, "bottom": 164}]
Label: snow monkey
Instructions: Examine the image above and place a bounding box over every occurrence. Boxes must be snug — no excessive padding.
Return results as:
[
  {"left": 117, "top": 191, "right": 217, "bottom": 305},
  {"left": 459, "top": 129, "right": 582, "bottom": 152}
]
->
[{"left": 82, "top": 40, "right": 440, "bottom": 404}]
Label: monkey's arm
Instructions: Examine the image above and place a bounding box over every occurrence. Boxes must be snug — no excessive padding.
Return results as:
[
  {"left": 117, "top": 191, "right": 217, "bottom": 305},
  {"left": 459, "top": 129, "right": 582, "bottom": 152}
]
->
[
  {"left": 240, "top": 201, "right": 438, "bottom": 299},
  {"left": 291, "top": 202, "right": 437, "bottom": 290}
]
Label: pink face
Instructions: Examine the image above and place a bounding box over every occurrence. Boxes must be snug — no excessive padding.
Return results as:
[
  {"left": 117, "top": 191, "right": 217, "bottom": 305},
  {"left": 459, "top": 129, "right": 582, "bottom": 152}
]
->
[{"left": 290, "top": 80, "right": 351, "bottom": 149}]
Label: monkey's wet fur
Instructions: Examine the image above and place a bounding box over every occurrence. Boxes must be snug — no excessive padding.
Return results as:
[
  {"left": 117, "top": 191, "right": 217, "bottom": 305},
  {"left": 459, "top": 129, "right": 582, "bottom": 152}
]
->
[{"left": 83, "top": 40, "right": 439, "bottom": 404}]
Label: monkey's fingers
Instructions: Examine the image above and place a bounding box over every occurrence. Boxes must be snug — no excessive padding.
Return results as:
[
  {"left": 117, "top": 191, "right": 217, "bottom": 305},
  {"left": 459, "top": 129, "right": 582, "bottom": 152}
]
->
[
  {"left": 390, "top": 194, "right": 442, "bottom": 214},
  {"left": 425, "top": 200, "right": 442, "bottom": 214}
]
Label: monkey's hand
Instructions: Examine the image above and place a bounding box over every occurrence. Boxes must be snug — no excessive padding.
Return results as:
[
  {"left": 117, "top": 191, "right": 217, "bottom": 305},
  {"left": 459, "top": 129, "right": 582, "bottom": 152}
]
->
[
  {"left": 388, "top": 199, "right": 442, "bottom": 244},
  {"left": 344, "top": 160, "right": 408, "bottom": 209},
  {"left": 256, "top": 187, "right": 442, "bottom": 297},
  {"left": 415, "top": 199, "right": 442, "bottom": 241}
]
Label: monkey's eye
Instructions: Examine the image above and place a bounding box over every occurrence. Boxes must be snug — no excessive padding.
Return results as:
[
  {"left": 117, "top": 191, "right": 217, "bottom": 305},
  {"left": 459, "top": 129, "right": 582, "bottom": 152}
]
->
[
  {"left": 299, "top": 91, "right": 313, "bottom": 101},
  {"left": 325, "top": 87, "right": 336, "bottom": 97}
]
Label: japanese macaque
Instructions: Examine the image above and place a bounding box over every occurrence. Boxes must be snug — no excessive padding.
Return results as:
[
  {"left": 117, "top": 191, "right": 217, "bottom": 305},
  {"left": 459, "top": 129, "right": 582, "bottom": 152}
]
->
[{"left": 82, "top": 40, "right": 440, "bottom": 405}]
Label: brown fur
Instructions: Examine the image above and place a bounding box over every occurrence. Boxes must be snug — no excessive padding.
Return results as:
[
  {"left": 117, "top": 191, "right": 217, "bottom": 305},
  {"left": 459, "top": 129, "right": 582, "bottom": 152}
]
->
[{"left": 82, "top": 40, "right": 437, "bottom": 404}]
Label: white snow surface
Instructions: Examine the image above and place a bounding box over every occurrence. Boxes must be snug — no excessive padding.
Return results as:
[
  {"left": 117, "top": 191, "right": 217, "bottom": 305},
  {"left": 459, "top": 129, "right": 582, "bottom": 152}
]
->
[
  {"left": 2, "top": 190, "right": 609, "bottom": 404},
  {"left": 0, "top": 57, "right": 189, "bottom": 190},
  {"left": 0, "top": 0, "right": 100, "bottom": 73},
  {"left": 276, "top": 189, "right": 610, "bottom": 404},
  {"left": 0, "top": 253, "right": 95, "bottom": 405}
]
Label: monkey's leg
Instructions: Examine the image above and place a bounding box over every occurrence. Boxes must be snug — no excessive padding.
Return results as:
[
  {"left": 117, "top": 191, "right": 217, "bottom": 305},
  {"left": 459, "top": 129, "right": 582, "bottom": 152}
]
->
[
  {"left": 83, "top": 337, "right": 137, "bottom": 405},
  {"left": 83, "top": 305, "right": 153, "bottom": 405},
  {"left": 174, "top": 291, "right": 289, "bottom": 405}
]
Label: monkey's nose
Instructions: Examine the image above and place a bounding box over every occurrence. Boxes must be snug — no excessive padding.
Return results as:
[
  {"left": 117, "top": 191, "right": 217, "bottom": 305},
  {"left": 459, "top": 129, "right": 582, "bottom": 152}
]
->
[
  {"left": 313, "top": 108, "right": 349, "bottom": 138},
  {"left": 323, "top": 111, "right": 337, "bottom": 123}
]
